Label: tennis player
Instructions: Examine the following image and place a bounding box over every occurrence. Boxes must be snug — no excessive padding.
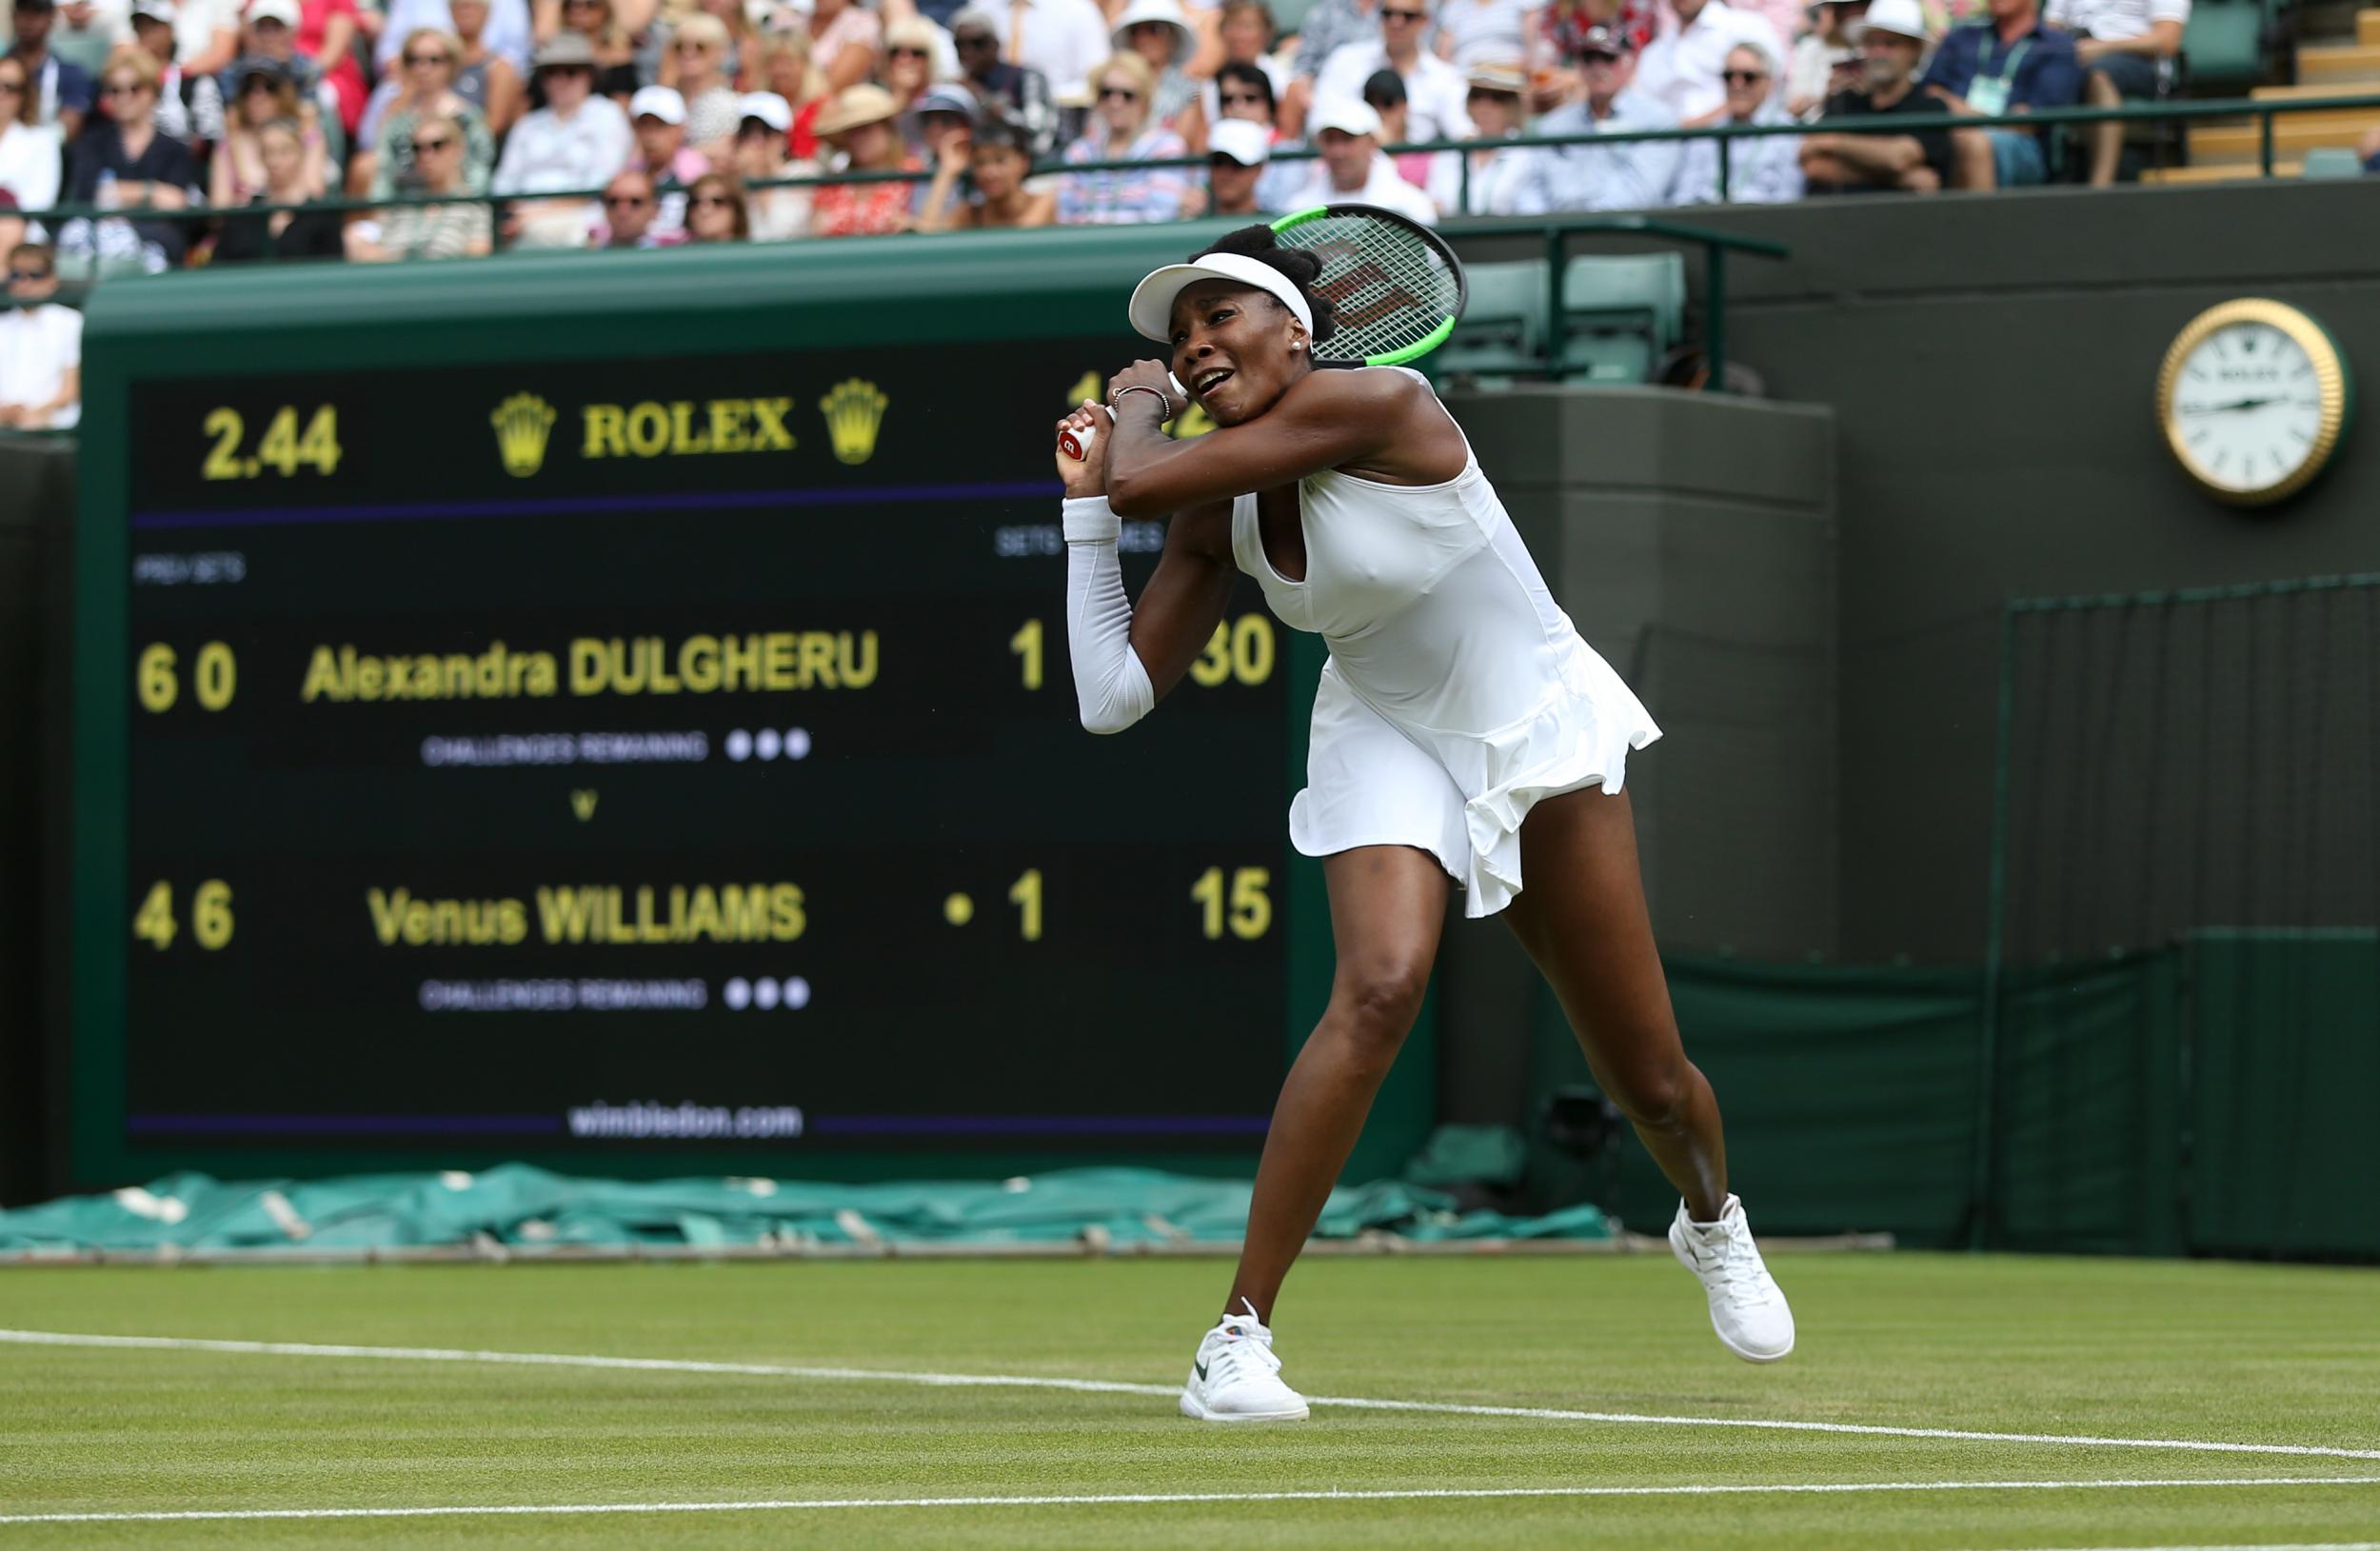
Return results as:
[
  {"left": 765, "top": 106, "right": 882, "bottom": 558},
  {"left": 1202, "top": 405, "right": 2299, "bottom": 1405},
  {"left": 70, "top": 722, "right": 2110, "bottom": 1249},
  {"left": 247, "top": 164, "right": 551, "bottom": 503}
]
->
[{"left": 1058, "top": 226, "right": 1795, "bottom": 1423}]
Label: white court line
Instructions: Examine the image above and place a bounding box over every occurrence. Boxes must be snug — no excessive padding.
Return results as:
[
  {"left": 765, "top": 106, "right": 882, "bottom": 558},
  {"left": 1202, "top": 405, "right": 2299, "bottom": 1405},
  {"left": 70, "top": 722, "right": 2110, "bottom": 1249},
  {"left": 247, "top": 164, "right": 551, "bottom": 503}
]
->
[
  {"left": 3, "top": 1476, "right": 2377, "bottom": 1527},
  {"left": 5, "top": 1327, "right": 2378, "bottom": 1464}
]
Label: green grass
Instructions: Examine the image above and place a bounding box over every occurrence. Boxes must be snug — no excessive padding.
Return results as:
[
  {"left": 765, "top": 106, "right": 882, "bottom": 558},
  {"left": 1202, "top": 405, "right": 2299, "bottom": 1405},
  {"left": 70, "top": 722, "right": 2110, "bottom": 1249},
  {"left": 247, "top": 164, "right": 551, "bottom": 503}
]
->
[{"left": 1, "top": 1252, "right": 2375, "bottom": 1548}]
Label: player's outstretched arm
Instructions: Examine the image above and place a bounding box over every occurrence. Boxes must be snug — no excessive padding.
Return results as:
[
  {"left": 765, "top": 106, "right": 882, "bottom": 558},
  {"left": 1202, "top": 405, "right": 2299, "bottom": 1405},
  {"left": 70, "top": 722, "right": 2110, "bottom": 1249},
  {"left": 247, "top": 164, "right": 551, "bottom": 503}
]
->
[{"left": 1059, "top": 406, "right": 1237, "bottom": 736}]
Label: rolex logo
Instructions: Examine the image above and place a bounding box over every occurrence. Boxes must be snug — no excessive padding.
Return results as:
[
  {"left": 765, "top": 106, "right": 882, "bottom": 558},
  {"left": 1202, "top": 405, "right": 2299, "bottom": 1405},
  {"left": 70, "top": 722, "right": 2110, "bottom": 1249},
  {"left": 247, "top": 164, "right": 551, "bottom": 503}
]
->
[
  {"left": 818, "top": 379, "right": 888, "bottom": 466},
  {"left": 489, "top": 393, "right": 559, "bottom": 478}
]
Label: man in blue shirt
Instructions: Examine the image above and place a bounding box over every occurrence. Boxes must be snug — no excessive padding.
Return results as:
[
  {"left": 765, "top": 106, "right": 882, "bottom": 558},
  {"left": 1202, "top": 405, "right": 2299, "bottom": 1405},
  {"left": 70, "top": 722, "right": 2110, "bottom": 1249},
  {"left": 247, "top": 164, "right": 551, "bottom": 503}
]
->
[{"left": 1921, "top": 0, "right": 2081, "bottom": 188}]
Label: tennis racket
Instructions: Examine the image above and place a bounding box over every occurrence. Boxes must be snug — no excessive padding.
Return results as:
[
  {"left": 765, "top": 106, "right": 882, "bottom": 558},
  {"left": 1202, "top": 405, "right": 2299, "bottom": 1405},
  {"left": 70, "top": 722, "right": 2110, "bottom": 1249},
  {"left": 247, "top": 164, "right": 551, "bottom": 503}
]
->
[{"left": 1059, "top": 205, "right": 1468, "bottom": 462}]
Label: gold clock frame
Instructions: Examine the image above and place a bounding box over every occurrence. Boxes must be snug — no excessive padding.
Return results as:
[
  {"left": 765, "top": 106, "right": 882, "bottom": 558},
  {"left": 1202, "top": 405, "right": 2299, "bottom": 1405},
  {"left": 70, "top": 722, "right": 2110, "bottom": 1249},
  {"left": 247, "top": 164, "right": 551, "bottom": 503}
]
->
[{"left": 2156, "top": 298, "right": 2351, "bottom": 507}]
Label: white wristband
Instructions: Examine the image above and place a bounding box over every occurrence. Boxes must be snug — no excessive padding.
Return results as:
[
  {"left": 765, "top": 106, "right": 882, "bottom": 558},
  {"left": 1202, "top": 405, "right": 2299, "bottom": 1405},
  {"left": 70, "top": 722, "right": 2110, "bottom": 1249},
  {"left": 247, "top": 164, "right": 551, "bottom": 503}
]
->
[{"left": 1062, "top": 495, "right": 1120, "bottom": 545}]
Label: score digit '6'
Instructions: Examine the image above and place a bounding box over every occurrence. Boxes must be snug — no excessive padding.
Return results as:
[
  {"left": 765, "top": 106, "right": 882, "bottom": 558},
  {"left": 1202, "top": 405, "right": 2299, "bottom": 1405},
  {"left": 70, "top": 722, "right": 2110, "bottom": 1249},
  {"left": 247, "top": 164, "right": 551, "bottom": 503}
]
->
[{"left": 137, "top": 642, "right": 239, "bottom": 713}]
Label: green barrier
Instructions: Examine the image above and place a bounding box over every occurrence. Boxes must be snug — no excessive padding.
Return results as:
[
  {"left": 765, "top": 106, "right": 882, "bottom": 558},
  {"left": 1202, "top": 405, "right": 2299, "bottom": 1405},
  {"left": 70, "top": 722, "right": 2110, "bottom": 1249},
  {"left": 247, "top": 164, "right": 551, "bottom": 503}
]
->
[{"left": 0, "top": 1163, "right": 1610, "bottom": 1256}]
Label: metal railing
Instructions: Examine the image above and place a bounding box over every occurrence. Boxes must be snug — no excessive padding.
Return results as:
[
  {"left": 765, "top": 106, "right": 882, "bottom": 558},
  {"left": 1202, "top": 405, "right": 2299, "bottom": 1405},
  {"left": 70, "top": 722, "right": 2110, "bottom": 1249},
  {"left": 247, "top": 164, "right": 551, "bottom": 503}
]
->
[{"left": 11, "top": 89, "right": 2374, "bottom": 246}]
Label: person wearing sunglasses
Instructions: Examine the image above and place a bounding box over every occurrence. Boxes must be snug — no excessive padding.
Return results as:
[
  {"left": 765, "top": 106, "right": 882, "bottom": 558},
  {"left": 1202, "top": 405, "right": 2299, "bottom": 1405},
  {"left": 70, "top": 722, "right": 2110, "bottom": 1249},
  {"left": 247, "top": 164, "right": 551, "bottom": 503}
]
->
[
  {"left": 0, "top": 243, "right": 79, "bottom": 430},
  {"left": 9, "top": 0, "right": 94, "bottom": 141},
  {"left": 659, "top": 11, "right": 740, "bottom": 153},
  {"left": 592, "top": 165, "right": 682, "bottom": 247},
  {"left": 1056, "top": 51, "right": 1187, "bottom": 225},
  {"left": 944, "top": 6, "right": 1055, "bottom": 159},
  {"left": 682, "top": 168, "right": 749, "bottom": 241},
  {"left": 1312, "top": 0, "right": 1475, "bottom": 147},
  {"left": 1110, "top": 0, "right": 1202, "bottom": 146},
  {"left": 346, "top": 110, "right": 493, "bottom": 259},
  {"left": 209, "top": 56, "right": 326, "bottom": 209},
  {"left": 493, "top": 30, "right": 631, "bottom": 246},
  {"left": 1634, "top": 0, "right": 1784, "bottom": 125},
  {"left": 880, "top": 15, "right": 943, "bottom": 126},
  {"left": 541, "top": 0, "right": 641, "bottom": 107},
  {"left": 1198, "top": 0, "right": 1281, "bottom": 124},
  {"left": 1454, "top": 58, "right": 1537, "bottom": 215},
  {"left": 56, "top": 45, "right": 201, "bottom": 274},
  {"left": 1514, "top": 26, "right": 1680, "bottom": 211},
  {"left": 356, "top": 29, "right": 494, "bottom": 201},
  {"left": 0, "top": 56, "right": 61, "bottom": 249},
  {"left": 1674, "top": 38, "right": 1802, "bottom": 202},
  {"left": 374, "top": 0, "right": 532, "bottom": 78}
]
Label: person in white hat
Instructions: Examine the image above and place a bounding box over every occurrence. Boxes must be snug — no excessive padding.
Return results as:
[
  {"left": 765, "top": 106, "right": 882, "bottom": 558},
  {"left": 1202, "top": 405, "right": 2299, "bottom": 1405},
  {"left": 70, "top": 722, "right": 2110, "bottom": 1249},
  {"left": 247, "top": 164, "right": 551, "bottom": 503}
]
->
[
  {"left": 1111, "top": 0, "right": 1201, "bottom": 141},
  {"left": 1797, "top": 0, "right": 1948, "bottom": 192},
  {"left": 732, "top": 89, "right": 813, "bottom": 239},
  {"left": 1194, "top": 113, "right": 1271, "bottom": 216},
  {"left": 1051, "top": 221, "right": 1795, "bottom": 1422},
  {"left": 1455, "top": 58, "right": 1537, "bottom": 216},
  {"left": 1278, "top": 95, "right": 1437, "bottom": 224},
  {"left": 1314, "top": 0, "right": 1473, "bottom": 144},
  {"left": 490, "top": 29, "right": 630, "bottom": 245},
  {"left": 625, "top": 84, "right": 709, "bottom": 232}
]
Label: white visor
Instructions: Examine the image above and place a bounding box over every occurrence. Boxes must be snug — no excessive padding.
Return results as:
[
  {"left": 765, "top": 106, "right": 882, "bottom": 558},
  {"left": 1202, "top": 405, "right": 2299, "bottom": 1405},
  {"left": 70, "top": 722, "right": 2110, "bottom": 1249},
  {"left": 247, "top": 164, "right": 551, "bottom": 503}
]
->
[{"left": 1128, "top": 250, "right": 1314, "bottom": 345}]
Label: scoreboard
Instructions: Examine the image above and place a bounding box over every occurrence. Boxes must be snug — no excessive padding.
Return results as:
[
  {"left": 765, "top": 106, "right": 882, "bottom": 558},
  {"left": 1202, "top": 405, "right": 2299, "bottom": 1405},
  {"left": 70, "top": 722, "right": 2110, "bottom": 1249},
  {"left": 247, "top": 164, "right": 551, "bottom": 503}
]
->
[{"left": 64, "top": 232, "right": 1456, "bottom": 1186}]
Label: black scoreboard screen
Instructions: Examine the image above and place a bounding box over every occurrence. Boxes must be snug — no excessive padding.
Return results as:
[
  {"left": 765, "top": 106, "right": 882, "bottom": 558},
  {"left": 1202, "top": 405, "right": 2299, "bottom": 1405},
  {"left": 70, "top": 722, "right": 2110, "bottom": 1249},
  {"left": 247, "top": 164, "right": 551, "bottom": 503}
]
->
[{"left": 90, "top": 338, "right": 1307, "bottom": 1164}]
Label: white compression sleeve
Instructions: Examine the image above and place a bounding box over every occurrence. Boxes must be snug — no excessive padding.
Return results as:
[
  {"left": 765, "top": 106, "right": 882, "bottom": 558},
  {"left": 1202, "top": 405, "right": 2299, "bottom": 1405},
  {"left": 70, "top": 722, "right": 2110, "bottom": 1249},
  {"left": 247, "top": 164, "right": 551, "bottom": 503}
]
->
[{"left": 1063, "top": 495, "right": 1156, "bottom": 735}]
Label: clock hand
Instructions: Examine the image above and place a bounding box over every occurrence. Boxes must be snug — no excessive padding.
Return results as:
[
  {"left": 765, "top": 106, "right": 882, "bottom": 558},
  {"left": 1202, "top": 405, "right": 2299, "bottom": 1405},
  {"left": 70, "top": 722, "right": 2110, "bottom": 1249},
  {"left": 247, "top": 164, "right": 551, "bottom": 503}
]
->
[{"left": 2182, "top": 397, "right": 2276, "bottom": 414}]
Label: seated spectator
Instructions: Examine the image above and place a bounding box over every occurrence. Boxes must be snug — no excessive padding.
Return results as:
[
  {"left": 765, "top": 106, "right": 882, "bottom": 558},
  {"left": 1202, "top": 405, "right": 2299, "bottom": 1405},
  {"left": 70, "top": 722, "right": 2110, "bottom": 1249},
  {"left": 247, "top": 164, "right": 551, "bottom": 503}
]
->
[
  {"left": 593, "top": 166, "right": 684, "bottom": 245},
  {"left": 1112, "top": 0, "right": 1202, "bottom": 145},
  {"left": 1517, "top": 26, "right": 1679, "bottom": 211},
  {"left": 682, "top": 166, "right": 747, "bottom": 239},
  {"left": 10, "top": 0, "right": 95, "bottom": 140},
  {"left": 1208, "top": 58, "right": 1308, "bottom": 210},
  {"left": 1281, "top": 95, "right": 1437, "bottom": 221},
  {"left": 1676, "top": 38, "right": 1802, "bottom": 201},
  {"left": 359, "top": 30, "right": 496, "bottom": 198},
  {"left": 1201, "top": 0, "right": 1284, "bottom": 126},
  {"left": 170, "top": 0, "right": 238, "bottom": 82},
  {"left": 1456, "top": 58, "right": 1537, "bottom": 215},
  {"left": 550, "top": 0, "right": 641, "bottom": 108},
  {"left": 1435, "top": 0, "right": 1533, "bottom": 70},
  {"left": 1362, "top": 67, "right": 1458, "bottom": 209},
  {"left": 1921, "top": 0, "right": 2080, "bottom": 189},
  {"left": 1635, "top": 0, "right": 1781, "bottom": 124},
  {"left": 1317, "top": 0, "right": 1470, "bottom": 142},
  {"left": 0, "top": 57, "right": 61, "bottom": 238},
  {"left": 0, "top": 244, "right": 77, "bottom": 428},
  {"left": 977, "top": 0, "right": 1109, "bottom": 103},
  {"left": 296, "top": 0, "right": 366, "bottom": 138},
  {"left": 919, "top": 104, "right": 1054, "bottom": 225},
  {"left": 803, "top": 0, "right": 881, "bottom": 94},
  {"left": 346, "top": 110, "right": 493, "bottom": 257},
  {"left": 50, "top": 0, "right": 121, "bottom": 78},
  {"left": 127, "top": 0, "right": 200, "bottom": 144},
  {"left": 211, "top": 56, "right": 327, "bottom": 208},
  {"left": 947, "top": 7, "right": 1055, "bottom": 157},
  {"left": 626, "top": 84, "right": 707, "bottom": 231},
  {"left": 235, "top": 0, "right": 324, "bottom": 102},
  {"left": 1788, "top": 0, "right": 1863, "bottom": 117},
  {"left": 809, "top": 83, "right": 920, "bottom": 234},
  {"left": 493, "top": 31, "right": 631, "bottom": 244},
  {"left": 210, "top": 115, "right": 345, "bottom": 259},
  {"left": 1056, "top": 51, "right": 1188, "bottom": 223},
  {"left": 1797, "top": 0, "right": 1945, "bottom": 191},
  {"left": 882, "top": 14, "right": 942, "bottom": 122},
  {"left": 1189, "top": 111, "right": 1271, "bottom": 214},
  {"left": 450, "top": 0, "right": 526, "bottom": 134},
  {"left": 733, "top": 89, "right": 810, "bottom": 238},
  {"left": 1286, "top": 0, "right": 1382, "bottom": 136},
  {"left": 2046, "top": 0, "right": 2184, "bottom": 186},
  {"left": 376, "top": 0, "right": 532, "bottom": 77},
  {"left": 57, "top": 46, "right": 202, "bottom": 274},
  {"left": 665, "top": 12, "right": 742, "bottom": 153},
  {"left": 755, "top": 26, "right": 835, "bottom": 157},
  {"left": 900, "top": 81, "right": 976, "bottom": 164}
]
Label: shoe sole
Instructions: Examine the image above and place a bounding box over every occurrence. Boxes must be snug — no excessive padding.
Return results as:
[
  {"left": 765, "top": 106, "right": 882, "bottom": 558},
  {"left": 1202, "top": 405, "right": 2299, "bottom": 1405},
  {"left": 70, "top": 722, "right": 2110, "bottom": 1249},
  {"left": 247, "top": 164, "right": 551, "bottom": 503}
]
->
[
  {"left": 1671, "top": 1223, "right": 1795, "bottom": 1365},
  {"left": 1180, "top": 1391, "right": 1311, "bottom": 1422}
]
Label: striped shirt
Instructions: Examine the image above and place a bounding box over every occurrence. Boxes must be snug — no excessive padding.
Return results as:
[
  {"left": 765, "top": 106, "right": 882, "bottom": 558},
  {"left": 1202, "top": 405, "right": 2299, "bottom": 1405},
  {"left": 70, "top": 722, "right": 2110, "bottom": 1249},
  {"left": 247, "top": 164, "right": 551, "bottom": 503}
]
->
[{"left": 1056, "top": 127, "right": 1190, "bottom": 224}]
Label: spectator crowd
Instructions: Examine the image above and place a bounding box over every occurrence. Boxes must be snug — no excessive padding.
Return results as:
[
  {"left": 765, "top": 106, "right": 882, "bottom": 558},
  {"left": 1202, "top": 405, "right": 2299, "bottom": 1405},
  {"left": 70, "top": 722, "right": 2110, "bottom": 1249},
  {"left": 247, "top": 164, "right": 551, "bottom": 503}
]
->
[{"left": 0, "top": 0, "right": 2201, "bottom": 273}]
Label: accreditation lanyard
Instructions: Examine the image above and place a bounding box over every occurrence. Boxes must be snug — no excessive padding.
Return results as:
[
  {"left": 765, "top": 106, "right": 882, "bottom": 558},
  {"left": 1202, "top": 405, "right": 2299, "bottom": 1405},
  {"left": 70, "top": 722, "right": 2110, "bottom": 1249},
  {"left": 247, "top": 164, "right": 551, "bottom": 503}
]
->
[{"left": 1964, "top": 35, "right": 2032, "bottom": 117}]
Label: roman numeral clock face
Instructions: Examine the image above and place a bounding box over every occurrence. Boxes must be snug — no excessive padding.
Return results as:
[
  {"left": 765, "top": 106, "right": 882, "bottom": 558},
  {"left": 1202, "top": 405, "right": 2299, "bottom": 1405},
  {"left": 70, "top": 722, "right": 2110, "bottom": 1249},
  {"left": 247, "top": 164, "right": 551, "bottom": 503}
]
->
[{"left": 2159, "top": 301, "right": 2351, "bottom": 507}]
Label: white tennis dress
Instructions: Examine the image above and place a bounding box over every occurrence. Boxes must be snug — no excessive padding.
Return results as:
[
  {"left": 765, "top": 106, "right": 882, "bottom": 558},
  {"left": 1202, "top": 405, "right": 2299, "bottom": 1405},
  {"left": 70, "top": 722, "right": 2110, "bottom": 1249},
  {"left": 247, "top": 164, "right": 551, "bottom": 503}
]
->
[{"left": 1236, "top": 369, "right": 1660, "bottom": 918}]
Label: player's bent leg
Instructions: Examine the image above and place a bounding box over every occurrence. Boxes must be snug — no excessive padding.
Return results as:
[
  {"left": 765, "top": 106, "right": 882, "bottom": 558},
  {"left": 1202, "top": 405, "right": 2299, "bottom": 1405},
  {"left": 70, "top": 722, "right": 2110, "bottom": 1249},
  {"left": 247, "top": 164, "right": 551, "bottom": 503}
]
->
[
  {"left": 1180, "top": 844, "right": 1450, "bottom": 1423},
  {"left": 1500, "top": 787, "right": 1794, "bottom": 1363}
]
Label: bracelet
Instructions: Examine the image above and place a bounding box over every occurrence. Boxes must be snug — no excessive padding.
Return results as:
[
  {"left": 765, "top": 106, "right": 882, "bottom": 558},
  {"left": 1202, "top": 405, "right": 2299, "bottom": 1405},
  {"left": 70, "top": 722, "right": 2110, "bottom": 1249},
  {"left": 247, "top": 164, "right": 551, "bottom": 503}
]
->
[{"left": 1110, "top": 384, "right": 1172, "bottom": 418}]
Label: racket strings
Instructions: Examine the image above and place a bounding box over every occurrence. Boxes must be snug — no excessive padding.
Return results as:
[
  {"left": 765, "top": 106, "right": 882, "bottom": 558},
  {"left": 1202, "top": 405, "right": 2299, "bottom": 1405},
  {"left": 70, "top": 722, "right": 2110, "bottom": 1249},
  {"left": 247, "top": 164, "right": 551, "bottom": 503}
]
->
[{"left": 1278, "top": 215, "right": 1460, "bottom": 363}]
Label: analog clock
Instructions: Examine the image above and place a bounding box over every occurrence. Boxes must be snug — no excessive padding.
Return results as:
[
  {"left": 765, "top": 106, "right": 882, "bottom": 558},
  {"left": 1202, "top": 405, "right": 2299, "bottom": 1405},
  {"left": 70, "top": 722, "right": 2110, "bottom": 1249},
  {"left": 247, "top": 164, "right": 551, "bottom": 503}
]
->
[{"left": 2156, "top": 299, "right": 2351, "bottom": 507}]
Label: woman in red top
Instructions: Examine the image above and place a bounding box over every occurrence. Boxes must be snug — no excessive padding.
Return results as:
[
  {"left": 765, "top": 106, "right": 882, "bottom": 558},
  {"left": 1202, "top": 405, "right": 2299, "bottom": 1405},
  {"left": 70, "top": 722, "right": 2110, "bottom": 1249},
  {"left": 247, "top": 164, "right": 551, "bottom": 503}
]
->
[{"left": 807, "top": 84, "right": 919, "bottom": 238}]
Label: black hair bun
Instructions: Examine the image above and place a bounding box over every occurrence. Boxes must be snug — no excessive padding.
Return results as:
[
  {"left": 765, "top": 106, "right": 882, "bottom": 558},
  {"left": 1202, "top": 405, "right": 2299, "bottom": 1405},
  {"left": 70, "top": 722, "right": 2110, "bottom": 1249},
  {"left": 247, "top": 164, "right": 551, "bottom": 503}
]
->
[{"left": 1191, "top": 226, "right": 1339, "bottom": 344}]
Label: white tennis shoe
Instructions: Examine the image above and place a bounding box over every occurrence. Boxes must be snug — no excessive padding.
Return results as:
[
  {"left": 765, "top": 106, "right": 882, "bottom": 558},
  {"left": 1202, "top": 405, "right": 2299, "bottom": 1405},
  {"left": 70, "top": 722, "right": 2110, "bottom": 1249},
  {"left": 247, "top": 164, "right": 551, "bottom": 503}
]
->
[
  {"left": 1669, "top": 1194, "right": 1795, "bottom": 1362},
  {"left": 1179, "top": 1300, "right": 1310, "bottom": 1422}
]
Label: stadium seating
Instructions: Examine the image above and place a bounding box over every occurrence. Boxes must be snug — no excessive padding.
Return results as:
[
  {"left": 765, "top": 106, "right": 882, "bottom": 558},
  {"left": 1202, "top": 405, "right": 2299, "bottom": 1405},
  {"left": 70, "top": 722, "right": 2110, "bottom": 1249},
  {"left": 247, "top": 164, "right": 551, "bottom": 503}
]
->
[{"left": 1558, "top": 253, "right": 1684, "bottom": 383}]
